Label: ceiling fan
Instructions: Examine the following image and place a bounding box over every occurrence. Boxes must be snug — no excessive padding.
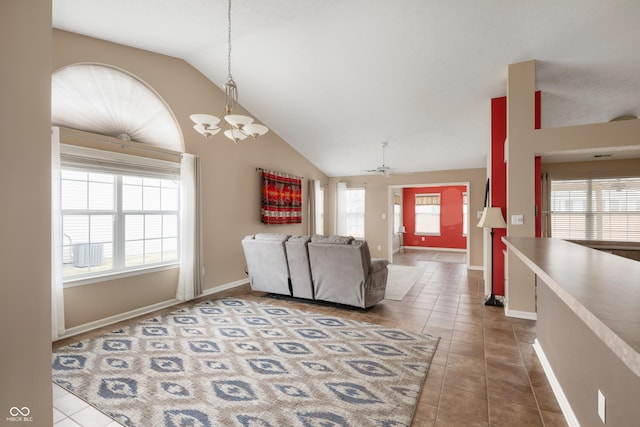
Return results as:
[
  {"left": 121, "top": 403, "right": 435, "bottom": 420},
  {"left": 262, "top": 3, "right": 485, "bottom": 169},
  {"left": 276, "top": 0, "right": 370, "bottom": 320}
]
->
[{"left": 365, "top": 142, "right": 410, "bottom": 177}]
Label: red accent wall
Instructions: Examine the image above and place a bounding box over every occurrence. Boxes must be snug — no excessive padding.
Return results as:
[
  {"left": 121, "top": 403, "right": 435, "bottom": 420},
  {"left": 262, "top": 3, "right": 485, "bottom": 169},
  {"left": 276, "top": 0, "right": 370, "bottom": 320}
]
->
[
  {"left": 535, "top": 156, "right": 542, "bottom": 237},
  {"left": 490, "top": 91, "right": 541, "bottom": 296},
  {"left": 534, "top": 92, "right": 542, "bottom": 237},
  {"left": 490, "top": 97, "right": 508, "bottom": 296},
  {"left": 402, "top": 185, "right": 467, "bottom": 249}
]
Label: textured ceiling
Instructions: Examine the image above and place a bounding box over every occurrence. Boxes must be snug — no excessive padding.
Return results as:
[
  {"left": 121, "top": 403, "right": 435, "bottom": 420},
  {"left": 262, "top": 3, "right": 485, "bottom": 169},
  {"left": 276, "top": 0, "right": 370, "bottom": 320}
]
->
[{"left": 53, "top": 0, "right": 640, "bottom": 176}]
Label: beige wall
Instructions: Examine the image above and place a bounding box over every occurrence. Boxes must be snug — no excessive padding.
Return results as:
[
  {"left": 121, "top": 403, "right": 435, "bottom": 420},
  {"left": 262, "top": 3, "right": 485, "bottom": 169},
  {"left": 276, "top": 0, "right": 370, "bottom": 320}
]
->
[
  {"left": 0, "top": 1, "right": 53, "bottom": 425},
  {"left": 53, "top": 30, "right": 329, "bottom": 329},
  {"left": 326, "top": 168, "right": 486, "bottom": 268},
  {"left": 64, "top": 269, "right": 180, "bottom": 328},
  {"left": 537, "top": 278, "right": 640, "bottom": 425},
  {"left": 542, "top": 158, "right": 640, "bottom": 177},
  {"left": 506, "top": 60, "right": 640, "bottom": 316}
]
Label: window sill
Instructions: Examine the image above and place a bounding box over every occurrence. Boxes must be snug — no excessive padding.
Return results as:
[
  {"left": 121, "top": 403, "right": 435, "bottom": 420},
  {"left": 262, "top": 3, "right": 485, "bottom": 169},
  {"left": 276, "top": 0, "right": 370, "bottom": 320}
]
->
[{"left": 63, "top": 263, "right": 180, "bottom": 288}]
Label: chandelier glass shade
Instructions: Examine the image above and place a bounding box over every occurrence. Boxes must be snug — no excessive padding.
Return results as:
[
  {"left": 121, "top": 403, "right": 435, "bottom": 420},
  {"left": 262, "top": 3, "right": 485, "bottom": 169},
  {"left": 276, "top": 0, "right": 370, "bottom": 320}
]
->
[{"left": 190, "top": 0, "right": 269, "bottom": 143}]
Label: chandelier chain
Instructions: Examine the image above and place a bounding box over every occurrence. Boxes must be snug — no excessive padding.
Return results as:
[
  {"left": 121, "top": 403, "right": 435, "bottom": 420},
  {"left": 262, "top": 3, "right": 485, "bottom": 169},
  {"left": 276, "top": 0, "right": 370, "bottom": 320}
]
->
[
  {"left": 189, "top": 0, "right": 269, "bottom": 141},
  {"left": 227, "top": 0, "right": 232, "bottom": 80}
]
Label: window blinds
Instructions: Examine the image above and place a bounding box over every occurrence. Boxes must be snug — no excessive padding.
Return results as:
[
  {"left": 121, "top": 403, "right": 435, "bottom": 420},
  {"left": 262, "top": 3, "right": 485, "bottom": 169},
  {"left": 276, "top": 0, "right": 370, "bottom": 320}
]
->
[
  {"left": 60, "top": 144, "right": 180, "bottom": 179},
  {"left": 549, "top": 177, "right": 640, "bottom": 241},
  {"left": 415, "top": 194, "right": 440, "bottom": 205}
]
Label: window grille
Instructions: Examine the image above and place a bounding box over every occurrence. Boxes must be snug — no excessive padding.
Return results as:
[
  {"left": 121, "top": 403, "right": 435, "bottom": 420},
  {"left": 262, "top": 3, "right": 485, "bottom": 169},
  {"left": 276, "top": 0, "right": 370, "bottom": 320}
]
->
[{"left": 60, "top": 145, "right": 180, "bottom": 282}]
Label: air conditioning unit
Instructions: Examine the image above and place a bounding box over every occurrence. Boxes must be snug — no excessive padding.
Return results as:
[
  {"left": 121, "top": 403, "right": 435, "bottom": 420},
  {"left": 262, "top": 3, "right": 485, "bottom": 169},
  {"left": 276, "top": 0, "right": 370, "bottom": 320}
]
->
[{"left": 72, "top": 243, "right": 104, "bottom": 268}]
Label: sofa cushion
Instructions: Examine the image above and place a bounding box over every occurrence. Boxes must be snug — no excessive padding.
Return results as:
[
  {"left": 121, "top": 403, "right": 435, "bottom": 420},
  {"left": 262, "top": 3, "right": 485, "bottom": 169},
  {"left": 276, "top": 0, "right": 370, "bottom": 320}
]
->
[
  {"left": 311, "top": 235, "right": 354, "bottom": 245},
  {"left": 254, "top": 233, "right": 290, "bottom": 242},
  {"left": 288, "top": 235, "right": 311, "bottom": 244}
]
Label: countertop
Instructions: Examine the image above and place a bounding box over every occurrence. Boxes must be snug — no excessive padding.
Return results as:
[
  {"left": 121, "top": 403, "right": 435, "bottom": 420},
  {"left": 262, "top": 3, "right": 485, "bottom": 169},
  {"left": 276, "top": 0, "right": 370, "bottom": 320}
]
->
[{"left": 503, "top": 237, "right": 640, "bottom": 377}]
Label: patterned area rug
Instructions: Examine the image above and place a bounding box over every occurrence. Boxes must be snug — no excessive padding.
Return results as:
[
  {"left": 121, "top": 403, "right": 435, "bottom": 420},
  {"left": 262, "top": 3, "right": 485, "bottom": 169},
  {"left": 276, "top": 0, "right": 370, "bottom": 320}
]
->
[{"left": 52, "top": 298, "right": 439, "bottom": 427}]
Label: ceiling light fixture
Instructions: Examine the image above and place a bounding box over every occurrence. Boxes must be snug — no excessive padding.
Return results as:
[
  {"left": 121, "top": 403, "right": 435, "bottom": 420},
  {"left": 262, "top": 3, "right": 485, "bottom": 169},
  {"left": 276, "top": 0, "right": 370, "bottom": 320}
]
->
[{"left": 189, "top": 0, "right": 268, "bottom": 143}]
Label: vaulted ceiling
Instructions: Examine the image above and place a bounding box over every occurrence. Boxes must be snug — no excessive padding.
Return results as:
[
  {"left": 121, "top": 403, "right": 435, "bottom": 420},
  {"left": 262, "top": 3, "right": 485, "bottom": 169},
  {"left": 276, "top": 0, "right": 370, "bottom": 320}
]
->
[{"left": 53, "top": 0, "right": 640, "bottom": 176}]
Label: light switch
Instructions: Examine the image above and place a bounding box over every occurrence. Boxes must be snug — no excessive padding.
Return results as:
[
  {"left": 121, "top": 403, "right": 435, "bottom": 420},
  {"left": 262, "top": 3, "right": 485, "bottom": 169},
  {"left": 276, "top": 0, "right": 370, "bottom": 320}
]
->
[{"left": 511, "top": 214, "right": 524, "bottom": 225}]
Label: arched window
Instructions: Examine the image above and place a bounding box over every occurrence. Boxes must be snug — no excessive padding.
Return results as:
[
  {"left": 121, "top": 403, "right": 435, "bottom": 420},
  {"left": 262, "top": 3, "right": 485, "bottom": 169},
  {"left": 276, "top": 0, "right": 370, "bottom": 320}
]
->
[{"left": 52, "top": 63, "right": 182, "bottom": 152}]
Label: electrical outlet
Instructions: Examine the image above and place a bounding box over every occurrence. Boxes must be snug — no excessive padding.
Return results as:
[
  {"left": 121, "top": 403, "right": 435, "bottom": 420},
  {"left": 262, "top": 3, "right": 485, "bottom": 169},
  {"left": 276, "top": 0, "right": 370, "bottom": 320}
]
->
[
  {"left": 421, "top": 236, "right": 425, "bottom": 241},
  {"left": 377, "top": 245, "right": 382, "bottom": 251},
  {"left": 598, "top": 389, "right": 606, "bottom": 423}
]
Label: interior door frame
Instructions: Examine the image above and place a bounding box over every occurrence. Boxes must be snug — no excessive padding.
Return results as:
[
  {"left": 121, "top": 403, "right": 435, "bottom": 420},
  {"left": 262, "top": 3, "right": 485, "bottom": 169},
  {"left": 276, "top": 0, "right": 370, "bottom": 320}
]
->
[{"left": 386, "top": 181, "right": 471, "bottom": 267}]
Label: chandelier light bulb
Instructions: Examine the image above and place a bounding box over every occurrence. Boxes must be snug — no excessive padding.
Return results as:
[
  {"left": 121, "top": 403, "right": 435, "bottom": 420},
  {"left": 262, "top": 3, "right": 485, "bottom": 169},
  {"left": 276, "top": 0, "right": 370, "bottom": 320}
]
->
[{"left": 224, "top": 128, "right": 248, "bottom": 143}]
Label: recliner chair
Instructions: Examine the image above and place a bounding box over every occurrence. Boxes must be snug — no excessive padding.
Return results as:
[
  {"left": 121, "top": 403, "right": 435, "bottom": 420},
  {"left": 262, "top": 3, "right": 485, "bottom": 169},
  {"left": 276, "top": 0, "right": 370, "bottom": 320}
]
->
[
  {"left": 241, "top": 233, "right": 291, "bottom": 296},
  {"left": 285, "top": 235, "right": 314, "bottom": 299},
  {"left": 307, "top": 235, "right": 388, "bottom": 308}
]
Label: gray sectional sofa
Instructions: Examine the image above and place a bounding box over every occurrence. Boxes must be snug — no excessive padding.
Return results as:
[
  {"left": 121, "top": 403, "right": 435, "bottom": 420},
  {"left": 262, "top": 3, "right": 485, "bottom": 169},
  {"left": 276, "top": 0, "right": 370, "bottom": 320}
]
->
[{"left": 242, "top": 233, "right": 389, "bottom": 308}]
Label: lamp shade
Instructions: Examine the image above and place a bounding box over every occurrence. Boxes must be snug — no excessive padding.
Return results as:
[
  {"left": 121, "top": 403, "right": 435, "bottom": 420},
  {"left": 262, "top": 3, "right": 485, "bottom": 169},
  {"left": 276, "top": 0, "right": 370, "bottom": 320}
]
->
[
  {"left": 242, "top": 123, "right": 269, "bottom": 138},
  {"left": 190, "top": 114, "right": 221, "bottom": 128},
  {"left": 224, "top": 128, "right": 248, "bottom": 143},
  {"left": 193, "top": 124, "right": 220, "bottom": 138},
  {"left": 224, "top": 114, "right": 254, "bottom": 128},
  {"left": 477, "top": 207, "right": 507, "bottom": 229}
]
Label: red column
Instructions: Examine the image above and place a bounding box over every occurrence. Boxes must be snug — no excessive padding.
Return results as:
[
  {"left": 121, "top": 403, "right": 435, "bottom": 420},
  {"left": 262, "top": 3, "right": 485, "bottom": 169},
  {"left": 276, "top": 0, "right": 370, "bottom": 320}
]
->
[
  {"left": 490, "top": 92, "right": 541, "bottom": 295},
  {"left": 490, "top": 97, "right": 507, "bottom": 295}
]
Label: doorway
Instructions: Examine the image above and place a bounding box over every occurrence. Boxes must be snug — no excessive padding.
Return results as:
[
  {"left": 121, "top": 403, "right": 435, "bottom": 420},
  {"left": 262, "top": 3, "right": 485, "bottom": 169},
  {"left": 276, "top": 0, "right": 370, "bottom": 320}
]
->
[{"left": 387, "top": 182, "right": 470, "bottom": 267}]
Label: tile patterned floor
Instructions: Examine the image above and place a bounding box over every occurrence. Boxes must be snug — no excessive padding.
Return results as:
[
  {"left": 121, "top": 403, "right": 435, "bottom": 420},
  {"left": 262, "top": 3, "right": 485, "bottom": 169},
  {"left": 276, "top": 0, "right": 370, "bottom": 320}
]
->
[
  {"left": 53, "top": 382, "right": 122, "bottom": 426},
  {"left": 53, "top": 249, "right": 568, "bottom": 426}
]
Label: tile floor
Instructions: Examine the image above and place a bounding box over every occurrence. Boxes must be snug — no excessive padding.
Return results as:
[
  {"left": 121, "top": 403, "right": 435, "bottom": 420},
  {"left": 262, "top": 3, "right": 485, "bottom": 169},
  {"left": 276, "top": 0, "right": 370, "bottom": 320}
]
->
[
  {"left": 52, "top": 249, "right": 568, "bottom": 426},
  {"left": 53, "top": 382, "right": 122, "bottom": 426}
]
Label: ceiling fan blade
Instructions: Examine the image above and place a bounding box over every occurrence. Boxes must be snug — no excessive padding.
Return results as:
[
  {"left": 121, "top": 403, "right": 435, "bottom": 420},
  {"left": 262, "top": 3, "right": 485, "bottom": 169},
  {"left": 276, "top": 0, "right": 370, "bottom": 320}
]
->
[{"left": 365, "top": 142, "right": 403, "bottom": 176}]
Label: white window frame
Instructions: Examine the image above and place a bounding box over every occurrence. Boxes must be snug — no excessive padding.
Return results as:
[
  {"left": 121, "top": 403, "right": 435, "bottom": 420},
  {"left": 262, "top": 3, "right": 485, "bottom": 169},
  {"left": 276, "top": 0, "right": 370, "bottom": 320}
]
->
[
  {"left": 415, "top": 193, "right": 441, "bottom": 236},
  {"left": 393, "top": 193, "right": 402, "bottom": 234},
  {"left": 346, "top": 187, "right": 366, "bottom": 239},
  {"left": 549, "top": 177, "right": 640, "bottom": 242},
  {"left": 337, "top": 183, "right": 365, "bottom": 239},
  {"left": 313, "top": 180, "right": 325, "bottom": 235},
  {"left": 462, "top": 192, "right": 468, "bottom": 236},
  {"left": 59, "top": 145, "right": 180, "bottom": 287}
]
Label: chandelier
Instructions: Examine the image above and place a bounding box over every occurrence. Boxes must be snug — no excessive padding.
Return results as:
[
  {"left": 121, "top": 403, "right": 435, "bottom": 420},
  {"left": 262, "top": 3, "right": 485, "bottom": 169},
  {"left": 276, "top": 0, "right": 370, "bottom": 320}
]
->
[{"left": 190, "top": 0, "right": 269, "bottom": 142}]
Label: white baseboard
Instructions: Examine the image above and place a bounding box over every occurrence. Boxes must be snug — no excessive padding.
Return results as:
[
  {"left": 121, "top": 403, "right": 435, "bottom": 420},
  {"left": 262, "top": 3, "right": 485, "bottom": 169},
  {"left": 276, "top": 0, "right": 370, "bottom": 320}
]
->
[
  {"left": 533, "top": 340, "right": 579, "bottom": 427},
  {"left": 55, "top": 279, "right": 250, "bottom": 341},
  {"left": 504, "top": 307, "right": 537, "bottom": 320},
  {"left": 56, "top": 298, "right": 180, "bottom": 341},
  {"left": 467, "top": 265, "right": 483, "bottom": 271},
  {"left": 403, "top": 246, "right": 466, "bottom": 253},
  {"left": 201, "top": 278, "right": 250, "bottom": 296}
]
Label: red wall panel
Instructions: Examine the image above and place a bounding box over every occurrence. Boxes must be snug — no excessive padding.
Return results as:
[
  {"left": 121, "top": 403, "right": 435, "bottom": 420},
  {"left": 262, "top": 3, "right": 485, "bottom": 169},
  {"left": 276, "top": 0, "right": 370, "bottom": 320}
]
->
[
  {"left": 490, "top": 96, "right": 508, "bottom": 296},
  {"left": 535, "top": 155, "right": 542, "bottom": 237},
  {"left": 490, "top": 91, "right": 541, "bottom": 296},
  {"left": 402, "top": 185, "right": 467, "bottom": 249}
]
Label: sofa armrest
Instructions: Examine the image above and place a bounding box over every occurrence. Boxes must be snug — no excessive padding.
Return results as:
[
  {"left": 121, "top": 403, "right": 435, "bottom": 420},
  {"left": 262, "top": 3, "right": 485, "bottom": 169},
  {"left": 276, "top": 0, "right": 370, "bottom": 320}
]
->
[{"left": 370, "top": 258, "right": 389, "bottom": 273}]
